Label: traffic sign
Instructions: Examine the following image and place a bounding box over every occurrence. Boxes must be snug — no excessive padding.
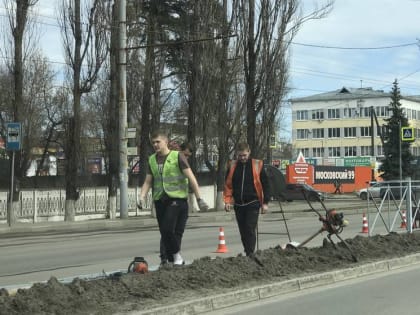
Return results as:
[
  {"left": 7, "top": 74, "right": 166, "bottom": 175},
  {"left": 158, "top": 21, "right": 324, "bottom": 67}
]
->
[
  {"left": 6, "top": 122, "right": 21, "bottom": 150},
  {"left": 401, "top": 127, "right": 415, "bottom": 142},
  {"left": 269, "top": 134, "right": 276, "bottom": 148}
]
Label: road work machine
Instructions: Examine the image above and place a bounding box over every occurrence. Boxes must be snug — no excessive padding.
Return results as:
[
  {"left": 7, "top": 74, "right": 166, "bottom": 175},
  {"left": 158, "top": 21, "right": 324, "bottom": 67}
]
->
[{"left": 261, "top": 165, "right": 357, "bottom": 262}]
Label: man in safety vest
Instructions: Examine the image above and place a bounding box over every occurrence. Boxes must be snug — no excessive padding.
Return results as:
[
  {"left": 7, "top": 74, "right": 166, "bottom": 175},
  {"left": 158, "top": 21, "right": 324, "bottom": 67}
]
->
[
  {"left": 140, "top": 131, "right": 209, "bottom": 265},
  {"left": 158, "top": 142, "right": 194, "bottom": 265},
  {"left": 224, "top": 142, "right": 270, "bottom": 256}
]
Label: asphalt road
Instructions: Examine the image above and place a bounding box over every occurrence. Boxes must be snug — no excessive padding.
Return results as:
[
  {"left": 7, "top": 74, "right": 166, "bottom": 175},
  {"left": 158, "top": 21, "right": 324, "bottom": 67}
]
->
[
  {"left": 208, "top": 263, "right": 420, "bottom": 315},
  {"left": 0, "top": 198, "right": 394, "bottom": 289}
]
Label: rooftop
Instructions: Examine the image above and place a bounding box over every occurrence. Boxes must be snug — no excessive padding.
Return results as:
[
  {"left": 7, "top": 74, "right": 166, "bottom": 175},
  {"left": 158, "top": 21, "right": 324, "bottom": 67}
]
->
[{"left": 290, "top": 87, "right": 391, "bottom": 102}]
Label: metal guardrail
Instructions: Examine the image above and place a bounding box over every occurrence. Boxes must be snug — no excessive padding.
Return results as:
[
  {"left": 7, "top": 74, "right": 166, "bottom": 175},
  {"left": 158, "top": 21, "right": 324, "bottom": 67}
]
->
[
  {"left": 367, "top": 179, "right": 420, "bottom": 235},
  {"left": 0, "top": 187, "right": 153, "bottom": 221}
]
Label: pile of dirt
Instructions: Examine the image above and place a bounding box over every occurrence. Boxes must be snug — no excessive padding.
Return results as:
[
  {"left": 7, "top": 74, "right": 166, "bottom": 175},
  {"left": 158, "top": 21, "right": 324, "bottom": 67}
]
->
[{"left": 2, "top": 232, "right": 420, "bottom": 315}]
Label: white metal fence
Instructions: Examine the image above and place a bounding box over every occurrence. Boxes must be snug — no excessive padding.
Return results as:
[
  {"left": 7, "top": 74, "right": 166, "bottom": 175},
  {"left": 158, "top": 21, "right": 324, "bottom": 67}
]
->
[{"left": 0, "top": 187, "right": 153, "bottom": 222}]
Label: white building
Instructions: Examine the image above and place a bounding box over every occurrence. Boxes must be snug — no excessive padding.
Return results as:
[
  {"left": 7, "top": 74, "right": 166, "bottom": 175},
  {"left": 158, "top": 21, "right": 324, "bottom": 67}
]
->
[{"left": 290, "top": 87, "right": 420, "bottom": 164}]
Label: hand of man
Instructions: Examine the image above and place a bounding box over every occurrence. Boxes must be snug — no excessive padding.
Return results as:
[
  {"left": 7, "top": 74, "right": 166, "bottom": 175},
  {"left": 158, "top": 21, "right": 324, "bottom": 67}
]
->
[
  {"left": 261, "top": 204, "right": 268, "bottom": 214},
  {"left": 197, "top": 198, "right": 209, "bottom": 211},
  {"left": 224, "top": 203, "right": 233, "bottom": 212},
  {"left": 137, "top": 198, "right": 145, "bottom": 210}
]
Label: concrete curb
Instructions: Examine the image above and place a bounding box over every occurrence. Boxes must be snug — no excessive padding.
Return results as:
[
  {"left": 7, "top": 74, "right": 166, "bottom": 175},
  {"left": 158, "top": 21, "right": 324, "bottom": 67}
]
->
[{"left": 128, "top": 253, "right": 420, "bottom": 315}]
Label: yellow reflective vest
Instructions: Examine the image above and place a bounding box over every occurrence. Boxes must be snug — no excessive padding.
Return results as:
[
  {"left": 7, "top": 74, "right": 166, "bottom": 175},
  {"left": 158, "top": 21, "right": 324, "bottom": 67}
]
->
[{"left": 149, "top": 151, "right": 188, "bottom": 200}]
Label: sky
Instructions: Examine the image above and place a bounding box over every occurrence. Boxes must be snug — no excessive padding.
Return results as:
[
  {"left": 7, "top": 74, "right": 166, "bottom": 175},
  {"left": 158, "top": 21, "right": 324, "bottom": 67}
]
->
[
  {"left": 289, "top": 0, "right": 420, "bottom": 99},
  {"left": 2, "top": 0, "right": 420, "bottom": 141},
  {"left": 30, "top": 0, "right": 420, "bottom": 94}
]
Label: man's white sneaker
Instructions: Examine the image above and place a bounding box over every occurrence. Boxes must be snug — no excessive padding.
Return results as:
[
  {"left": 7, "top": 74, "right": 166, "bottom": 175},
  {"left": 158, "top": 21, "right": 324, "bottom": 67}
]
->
[{"left": 173, "top": 252, "right": 184, "bottom": 265}]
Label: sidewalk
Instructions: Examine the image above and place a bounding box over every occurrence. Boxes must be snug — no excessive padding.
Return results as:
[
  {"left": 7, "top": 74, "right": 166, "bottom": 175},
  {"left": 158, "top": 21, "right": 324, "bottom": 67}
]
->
[
  {"left": 0, "top": 210, "right": 236, "bottom": 237},
  {"left": 0, "top": 194, "right": 360, "bottom": 237}
]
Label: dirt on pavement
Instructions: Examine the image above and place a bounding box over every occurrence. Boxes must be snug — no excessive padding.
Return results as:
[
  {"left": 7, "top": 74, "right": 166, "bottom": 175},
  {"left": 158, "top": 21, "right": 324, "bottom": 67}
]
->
[{"left": 1, "top": 231, "right": 420, "bottom": 315}]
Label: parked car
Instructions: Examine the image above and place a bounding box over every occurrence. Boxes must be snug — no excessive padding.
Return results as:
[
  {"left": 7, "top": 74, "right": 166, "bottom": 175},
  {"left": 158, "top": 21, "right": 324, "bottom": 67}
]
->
[
  {"left": 379, "top": 181, "right": 420, "bottom": 199},
  {"left": 279, "top": 183, "right": 324, "bottom": 202},
  {"left": 356, "top": 181, "right": 383, "bottom": 200},
  {"left": 356, "top": 181, "right": 419, "bottom": 200}
]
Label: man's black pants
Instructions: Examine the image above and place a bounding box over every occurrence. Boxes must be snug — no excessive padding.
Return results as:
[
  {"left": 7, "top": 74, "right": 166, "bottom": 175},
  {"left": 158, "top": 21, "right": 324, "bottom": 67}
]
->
[
  {"left": 155, "top": 198, "right": 188, "bottom": 262},
  {"left": 234, "top": 202, "right": 260, "bottom": 256}
]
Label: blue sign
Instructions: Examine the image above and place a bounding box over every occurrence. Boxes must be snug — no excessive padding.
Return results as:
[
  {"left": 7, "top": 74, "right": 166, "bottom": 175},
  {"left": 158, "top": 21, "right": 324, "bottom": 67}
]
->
[
  {"left": 401, "top": 127, "right": 415, "bottom": 142},
  {"left": 6, "top": 122, "right": 21, "bottom": 150}
]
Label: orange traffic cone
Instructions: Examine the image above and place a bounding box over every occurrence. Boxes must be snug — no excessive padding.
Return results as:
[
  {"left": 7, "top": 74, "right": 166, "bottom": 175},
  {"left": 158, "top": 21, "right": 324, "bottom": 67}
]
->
[
  {"left": 361, "top": 213, "right": 369, "bottom": 234},
  {"left": 215, "top": 227, "right": 229, "bottom": 253},
  {"left": 400, "top": 210, "right": 407, "bottom": 229}
]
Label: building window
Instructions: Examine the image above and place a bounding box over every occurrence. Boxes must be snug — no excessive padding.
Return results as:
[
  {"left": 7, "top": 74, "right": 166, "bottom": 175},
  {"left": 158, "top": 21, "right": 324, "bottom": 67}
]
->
[
  {"left": 296, "top": 129, "right": 310, "bottom": 139},
  {"left": 376, "top": 106, "right": 390, "bottom": 117},
  {"left": 311, "top": 110, "right": 324, "bottom": 120},
  {"left": 328, "top": 147, "right": 341, "bottom": 157},
  {"left": 344, "top": 127, "right": 356, "bottom": 138},
  {"left": 377, "top": 145, "right": 384, "bottom": 156},
  {"left": 344, "top": 146, "right": 357, "bottom": 156},
  {"left": 328, "top": 108, "right": 340, "bottom": 119},
  {"left": 313, "top": 147, "right": 324, "bottom": 157},
  {"left": 412, "top": 147, "right": 420, "bottom": 157},
  {"left": 298, "top": 148, "right": 310, "bottom": 157},
  {"left": 312, "top": 128, "right": 324, "bottom": 138},
  {"left": 360, "top": 107, "right": 371, "bottom": 118},
  {"left": 328, "top": 128, "right": 340, "bottom": 138},
  {"left": 360, "top": 126, "right": 372, "bottom": 137},
  {"left": 376, "top": 125, "right": 387, "bottom": 138},
  {"left": 360, "top": 146, "right": 371, "bottom": 156},
  {"left": 343, "top": 107, "right": 357, "bottom": 118},
  {"left": 296, "top": 110, "right": 308, "bottom": 120}
]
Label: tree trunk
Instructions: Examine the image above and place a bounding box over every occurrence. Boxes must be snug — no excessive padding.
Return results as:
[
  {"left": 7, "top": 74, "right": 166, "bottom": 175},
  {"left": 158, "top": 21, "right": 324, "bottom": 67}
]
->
[
  {"left": 10, "top": 0, "right": 35, "bottom": 223},
  {"left": 186, "top": 2, "right": 200, "bottom": 171},
  {"left": 65, "top": 0, "right": 82, "bottom": 221},
  {"left": 215, "top": 0, "right": 230, "bottom": 211},
  {"left": 139, "top": 15, "right": 155, "bottom": 185},
  {"left": 245, "top": 0, "right": 257, "bottom": 153}
]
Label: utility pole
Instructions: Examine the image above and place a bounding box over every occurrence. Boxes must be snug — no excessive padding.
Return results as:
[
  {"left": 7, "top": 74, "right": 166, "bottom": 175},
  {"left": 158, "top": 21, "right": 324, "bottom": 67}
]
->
[
  {"left": 399, "top": 120, "right": 402, "bottom": 183},
  {"left": 118, "top": 0, "right": 128, "bottom": 219},
  {"left": 370, "top": 106, "right": 375, "bottom": 181}
]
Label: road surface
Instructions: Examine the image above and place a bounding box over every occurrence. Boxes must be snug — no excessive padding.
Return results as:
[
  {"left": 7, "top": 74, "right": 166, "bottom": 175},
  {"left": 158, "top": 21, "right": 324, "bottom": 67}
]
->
[
  {"left": 0, "top": 199, "right": 393, "bottom": 288},
  {"left": 207, "top": 263, "right": 420, "bottom": 315}
]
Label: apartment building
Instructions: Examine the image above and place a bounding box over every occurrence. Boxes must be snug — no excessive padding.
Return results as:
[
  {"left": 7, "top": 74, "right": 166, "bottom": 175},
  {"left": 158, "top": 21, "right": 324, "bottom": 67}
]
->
[{"left": 290, "top": 87, "right": 420, "bottom": 164}]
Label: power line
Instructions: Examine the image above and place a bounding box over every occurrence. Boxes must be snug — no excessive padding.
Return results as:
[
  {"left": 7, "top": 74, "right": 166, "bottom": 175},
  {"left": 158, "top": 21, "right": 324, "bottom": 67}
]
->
[
  {"left": 291, "top": 67, "right": 420, "bottom": 92},
  {"left": 291, "top": 41, "right": 419, "bottom": 50},
  {"left": 127, "top": 33, "right": 237, "bottom": 50}
]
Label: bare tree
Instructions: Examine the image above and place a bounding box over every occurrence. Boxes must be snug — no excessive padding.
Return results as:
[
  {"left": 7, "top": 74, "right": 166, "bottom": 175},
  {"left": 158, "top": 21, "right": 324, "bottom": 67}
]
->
[
  {"left": 214, "top": 0, "right": 237, "bottom": 210},
  {"left": 0, "top": 0, "right": 40, "bottom": 223},
  {"left": 236, "top": 0, "right": 334, "bottom": 155},
  {"left": 58, "top": 0, "right": 108, "bottom": 221},
  {"left": 126, "top": 1, "right": 181, "bottom": 184}
]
